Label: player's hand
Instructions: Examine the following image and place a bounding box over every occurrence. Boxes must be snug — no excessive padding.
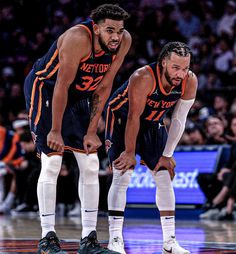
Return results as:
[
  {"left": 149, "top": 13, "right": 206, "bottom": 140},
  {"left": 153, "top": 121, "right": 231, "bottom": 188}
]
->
[
  {"left": 47, "top": 130, "right": 64, "bottom": 152},
  {"left": 154, "top": 156, "right": 176, "bottom": 180},
  {"left": 83, "top": 133, "right": 102, "bottom": 155},
  {"left": 113, "top": 151, "right": 136, "bottom": 175}
]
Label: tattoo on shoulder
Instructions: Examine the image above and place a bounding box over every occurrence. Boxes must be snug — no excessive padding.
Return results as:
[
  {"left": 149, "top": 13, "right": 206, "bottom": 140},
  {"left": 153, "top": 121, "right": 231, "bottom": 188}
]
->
[{"left": 90, "top": 93, "right": 101, "bottom": 121}]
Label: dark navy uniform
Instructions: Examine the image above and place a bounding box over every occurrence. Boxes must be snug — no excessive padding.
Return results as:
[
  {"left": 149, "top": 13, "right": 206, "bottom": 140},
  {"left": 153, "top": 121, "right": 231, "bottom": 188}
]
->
[
  {"left": 105, "top": 62, "right": 187, "bottom": 170},
  {"left": 24, "top": 20, "right": 115, "bottom": 155}
]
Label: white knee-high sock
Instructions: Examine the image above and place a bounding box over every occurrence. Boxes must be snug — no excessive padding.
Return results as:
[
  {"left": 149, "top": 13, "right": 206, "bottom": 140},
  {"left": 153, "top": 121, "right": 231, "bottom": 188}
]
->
[
  {"left": 160, "top": 216, "right": 175, "bottom": 241},
  {"left": 150, "top": 170, "right": 175, "bottom": 241},
  {"left": 108, "top": 167, "right": 132, "bottom": 241},
  {"left": 73, "top": 152, "right": 99, "bottom": 238},
  {"left": 37, "top": 153, "right": 62, "bottom": 238}
]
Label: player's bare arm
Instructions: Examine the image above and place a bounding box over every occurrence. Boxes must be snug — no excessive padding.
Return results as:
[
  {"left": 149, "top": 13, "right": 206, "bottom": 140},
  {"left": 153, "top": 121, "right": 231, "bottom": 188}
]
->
[
  {"left": 114, "top": 66, "right": 153, "bottom": 173},
  {"left": 83, "top": 30, "right": 132, "bottom": 153},
  {"left": 154, "top": 71, "right": 198, "bottom": 179},
  {"left": 47, "top": 27, "right": 91, "bottom": 152}
]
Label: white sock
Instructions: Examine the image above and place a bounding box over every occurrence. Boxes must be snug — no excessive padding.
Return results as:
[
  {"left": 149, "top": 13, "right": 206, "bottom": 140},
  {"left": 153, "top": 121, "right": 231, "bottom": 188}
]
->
[
  {"left": 81, "top": 207, "right": 98, "bottom": 238},
  {"left": 160, "top": 216, "right": 175, "bottom": 241},
  {"left": 109, "top": 216, "right": 124, "bottom": 240}
]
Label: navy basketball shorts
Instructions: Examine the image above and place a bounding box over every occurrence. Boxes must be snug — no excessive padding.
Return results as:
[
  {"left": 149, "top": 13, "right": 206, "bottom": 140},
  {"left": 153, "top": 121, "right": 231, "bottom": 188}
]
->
[
  {"left": 105, "top": 108, "right": 168, "bottom": 170},
  {"left": 24, "top": 70, "right": 90, "bottom": 155}
]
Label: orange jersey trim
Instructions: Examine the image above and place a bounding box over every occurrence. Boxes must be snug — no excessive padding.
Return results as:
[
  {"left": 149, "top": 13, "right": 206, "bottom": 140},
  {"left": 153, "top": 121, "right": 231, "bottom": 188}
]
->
[
  {"left": 95, "top": 51, "right": 105, "bottom": 57},
  {"left": 35, "top": 49, "right": 59, "bottom": 76},
  {"left": 146, "top": 65, "right": 157, "bottom": 96}
]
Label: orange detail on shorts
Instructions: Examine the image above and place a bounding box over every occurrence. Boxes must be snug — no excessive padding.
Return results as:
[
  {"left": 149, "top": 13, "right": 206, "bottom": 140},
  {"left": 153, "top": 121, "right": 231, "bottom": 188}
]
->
[
  {"left": 109, "top": 86, "right": 128, "bottom": 106},
  {"left": 35, "top": 49, "right": 59, "bottom": 75},
  {"left": 29, "top": 77, "right": 39, "bottom": 119},
  {"left": 47, "top": 152, "right": 63, "bottom": 157},
  {"left": 146, "top": 65, "right": 157, "bottom": 96},
  {"left": 111, "top": 98, "right": 128, "bottom": 111},
  {"left": 38, "top": 63, "right": 59, "bottom": 80},
  {"left": 34, "top": 82, "right": 44, "bottom": 125},
  {"left": 64, "top": 146, "right": 97, "bottom": 154}
]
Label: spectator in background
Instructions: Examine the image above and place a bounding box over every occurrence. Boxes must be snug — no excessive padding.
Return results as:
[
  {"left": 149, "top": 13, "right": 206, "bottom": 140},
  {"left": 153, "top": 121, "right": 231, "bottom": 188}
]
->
[
  {"left": 0, "top": 125, "right": 24, "bottom": 214},
  {"left": 214, "top": 37, "right": 234, "bottom": 84},
  {"left": 11, "top": 131, "right": 40, "bottom": 215},
  {"left": 205, "top": 115, "right": 227, "bottom": 145},
  {"left": 177, "top": 3, "right": 201, "bottom": 39},
  {"left": 217, "top": 0, "right": 236, "bottom": 37},
  {"left": 225, "top": 116, "right": 236, "bottom": 143},
  {"left": 186, "top": 124, "right": 206, "bottom": 145},
  {"left": 199, "top": 143, "right": 236, "bottom": 220}
]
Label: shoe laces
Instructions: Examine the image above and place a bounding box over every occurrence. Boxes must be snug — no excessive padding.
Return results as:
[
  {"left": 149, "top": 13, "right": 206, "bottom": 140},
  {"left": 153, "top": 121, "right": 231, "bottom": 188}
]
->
[
  {"left": 47, "top": 235, "right": 61, "bottom": 252},
  {"left": 87, "top": 236, "right": 101, "bottom": 248}
]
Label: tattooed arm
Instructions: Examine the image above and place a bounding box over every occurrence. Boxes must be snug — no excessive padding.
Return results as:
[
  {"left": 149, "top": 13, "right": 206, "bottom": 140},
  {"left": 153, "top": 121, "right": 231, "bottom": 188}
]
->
[{"left": 83, "top": 30, "right": 131, "bottom": 154}]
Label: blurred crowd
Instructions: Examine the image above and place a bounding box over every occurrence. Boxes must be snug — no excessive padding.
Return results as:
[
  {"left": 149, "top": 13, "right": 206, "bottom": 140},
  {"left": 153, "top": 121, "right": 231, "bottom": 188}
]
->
[{"left": 0, "top": 0, "right": 236, "bottom": 219}]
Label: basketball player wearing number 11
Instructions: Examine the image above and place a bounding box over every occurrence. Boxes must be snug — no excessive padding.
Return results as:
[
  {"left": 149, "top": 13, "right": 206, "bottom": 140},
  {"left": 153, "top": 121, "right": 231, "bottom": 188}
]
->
[
  {"left": 105, "top": 42, "right": 197, "bottom": 254},
  {"left": 24, "top": 4, "right": 131, "bottom": 254}
]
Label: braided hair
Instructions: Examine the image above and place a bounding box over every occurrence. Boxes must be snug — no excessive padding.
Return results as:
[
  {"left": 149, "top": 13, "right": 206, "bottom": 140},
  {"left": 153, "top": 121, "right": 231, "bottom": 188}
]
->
[{"left": 158, "top": 41, "right": 192, "bottom": 72}]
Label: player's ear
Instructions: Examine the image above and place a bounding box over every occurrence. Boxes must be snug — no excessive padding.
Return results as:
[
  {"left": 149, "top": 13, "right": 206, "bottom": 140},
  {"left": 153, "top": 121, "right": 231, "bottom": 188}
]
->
[
  {"left": 93, "top": 24, "right": 100, "bottom": 35},
  {"left": 162, "top": 59, "right": 166, "bottom": 68}
]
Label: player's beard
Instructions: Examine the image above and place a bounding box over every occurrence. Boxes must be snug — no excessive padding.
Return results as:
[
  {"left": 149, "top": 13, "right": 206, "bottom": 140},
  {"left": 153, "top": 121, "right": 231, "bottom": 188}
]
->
[
  {"left": 164, "top": 69, "right": 182, "bottom": 87},
  {"left": 98, "top": 36, "right": 120, "bottom": 54}
]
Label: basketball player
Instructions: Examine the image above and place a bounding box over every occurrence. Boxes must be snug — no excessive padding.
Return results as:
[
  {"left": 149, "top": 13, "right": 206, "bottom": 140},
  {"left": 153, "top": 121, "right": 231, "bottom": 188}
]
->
[
  {"left": 24, "top": 4, "right": 131, "bottom": 254},
  {"left": 105, "top": 42, "right": 197, "bottom": 254}
]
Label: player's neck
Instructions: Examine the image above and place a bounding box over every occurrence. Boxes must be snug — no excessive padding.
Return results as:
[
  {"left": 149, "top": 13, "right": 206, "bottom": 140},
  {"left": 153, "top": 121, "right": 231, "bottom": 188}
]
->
[
  {"left": 161, "top": 74, "right": 172, "bottom": 93},
  {"left": 93, "top": 36, "right": 103, "bottom": 54}
]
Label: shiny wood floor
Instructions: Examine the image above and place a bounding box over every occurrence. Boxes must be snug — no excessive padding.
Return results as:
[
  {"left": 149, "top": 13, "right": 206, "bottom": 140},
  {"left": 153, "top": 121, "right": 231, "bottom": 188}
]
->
[{"left": 0, "top": 212, "right": 236, "bottom": 254}]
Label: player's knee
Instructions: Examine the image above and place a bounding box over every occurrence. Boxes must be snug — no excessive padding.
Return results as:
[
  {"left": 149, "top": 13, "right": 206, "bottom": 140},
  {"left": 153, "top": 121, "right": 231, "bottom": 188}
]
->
[
  {"left": 151, "top": 170, "right": 175, "bottom": 211},
  {"left": 78, "top": 153, "right": 99, "bottom": 184},
  {"left": 112, "top": 167, "right": 132, "bottom": 187},
  {"left": 39, "top": 153, "right": 62, "bottom": 182}
]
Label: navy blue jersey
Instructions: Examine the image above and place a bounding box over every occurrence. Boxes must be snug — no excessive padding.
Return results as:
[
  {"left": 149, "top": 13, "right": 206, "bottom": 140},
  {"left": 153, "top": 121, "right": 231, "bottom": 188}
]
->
[
  {"left": 107, "top": 62, "right": 187, "bottom": 122},
  {"left": 33, "top": 19, "right": 115, "bottom": 101}
]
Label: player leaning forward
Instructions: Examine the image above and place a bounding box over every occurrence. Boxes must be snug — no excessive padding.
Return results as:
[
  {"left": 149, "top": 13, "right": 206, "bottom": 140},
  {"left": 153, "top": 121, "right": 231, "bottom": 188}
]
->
[
  {"left": 24, "top": 4, "right": 131, "bottom": 254},
  {"left": 105, "top": 42, "right": 197, "bottom": 254}
]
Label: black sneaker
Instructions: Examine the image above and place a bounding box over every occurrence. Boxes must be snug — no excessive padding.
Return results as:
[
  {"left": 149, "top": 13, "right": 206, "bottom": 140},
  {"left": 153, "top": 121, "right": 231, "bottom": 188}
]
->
[
  {"left": 37, "top": 231, "right": 67, "bottom": 254},
  {"left": 78, "top": 231, "right": 120, "bottom": 254}
]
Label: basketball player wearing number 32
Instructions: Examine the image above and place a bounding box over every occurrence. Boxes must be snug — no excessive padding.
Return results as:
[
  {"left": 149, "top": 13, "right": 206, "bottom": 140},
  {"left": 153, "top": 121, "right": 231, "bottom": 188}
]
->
[
  {"left": 105, "top": 42, "right": 197, "bottom": 254},
  {"left": 24, "top": 4, "right": 131, "bottom": 254}
]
